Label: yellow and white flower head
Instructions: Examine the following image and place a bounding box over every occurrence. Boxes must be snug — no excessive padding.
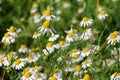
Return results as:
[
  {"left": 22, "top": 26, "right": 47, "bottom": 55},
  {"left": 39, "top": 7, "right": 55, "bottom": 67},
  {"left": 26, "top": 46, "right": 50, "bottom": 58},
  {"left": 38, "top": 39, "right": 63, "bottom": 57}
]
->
[
  {"left": 82, "top": 59, "right": 92, "bottom": 69},
  {"left": 110, "top": 72, "right": 120, "bottom": 80},
  {"left": 63, "top": 2, "right": 70, "bottom": 9},
  {"left": 40, "top": 10, "right": 56, "bottom": 20},
  {"left": 48, "top": 33, "right": 60, "bottom": 42},
  {"left": 26, "top": 55, "right": 39, "bottom": 63},
  {"left": 32, "top": 2, "right": 38, "bottom": 8},
  {"left": 70, "top": 49, "right": 83, "bottom": 63},
  {"left": 98, "top": 10, "right": 108, "bottom": 20},
  {"left": 79, "top": 17, "right": 93, "bottom": 27},
  {"left": 3, "top": 54, "right": 12, "bottom": 66},
  {"left": 18, "top": 44, "right": 28, "bottom": 53},
  {"left": 107, "top": 31, "right": 120, "bottom": 45},
  {"left": 21, "top": 71, "right": 36, "bottom": 80},
  {"left": 35, "top": 73, "right": 47, "bottom": 80},
  {"left": 81, "top": 48, "right": 91, "bottom": 57},
  {"left": 7, "top": 26, "right": 18, "bottom": 38},
  {"left": 53, "top": 69, "right": 63, "bottom": 79},
  {"left": 80, "top": 28, "right": 93, "bottom": 40},
  {"left": 102, "top": 59, "right": 115, "bottom": 67},
  {"left": 83, "top": 74, "right": 91, "bottom": 80},
  {"left": 49, "top": 75, "right": 62, "bottom": 80},
  {"left": 12, "top": 58, "right": 26, "bottom": 70},
  {"left": 43, "top": 42, "right": 56, "bottom": 56},
  {"left": 0, "top": 54, "right": 5, "bottom": 67},
  {"left": 65, "top": 32, "right": 74, "bottom": 43},
  {"left": 111, "top": 47, "right": 120, "bottom": 55},
  {"left": 38, "top": 20, "right": 53, "bottom": 34},
  {"left": 29, "top": 48, "right": 40, "bottom": 58},
  {"left": 30, "top": 7, "right": 38, "bottom": 14},
  {"left": 33, "top": 13, "right": 41, "bottom": 23},
  {"left": 54, "top": 40, "right": 70, "bottom": 49},
  {"left": 97, "top": 4, "right": 104, "bottom": 12},
  {"left": 32, "top": 31, "right": 41, "bottom": 39},
  {"left": 89, "top": 45, "right": 100, "bottom": 53},
  {"left": 33, "top": 65, "right": 42, "bottom": 73},
  {"left": 1, "top": 32, "right": 15, "bottom": 45},
  {"left": 73, "top": 65, "right": 83, "bottom": 76}
]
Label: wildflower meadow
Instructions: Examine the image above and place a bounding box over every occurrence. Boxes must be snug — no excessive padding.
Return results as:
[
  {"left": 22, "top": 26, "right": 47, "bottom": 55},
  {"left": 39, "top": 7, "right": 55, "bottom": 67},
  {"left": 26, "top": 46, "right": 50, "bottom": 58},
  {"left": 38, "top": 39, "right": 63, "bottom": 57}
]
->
[{"left": 0, "top": 0, "right": 120, "bottom": 80}]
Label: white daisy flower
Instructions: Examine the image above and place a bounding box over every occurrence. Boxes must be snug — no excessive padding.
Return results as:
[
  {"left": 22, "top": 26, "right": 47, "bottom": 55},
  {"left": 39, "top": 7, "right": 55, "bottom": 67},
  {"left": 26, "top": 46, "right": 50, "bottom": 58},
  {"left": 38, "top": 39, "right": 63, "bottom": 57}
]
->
[
  {"left": 102, "top": 59, "right": 115, "bottom": 67},
  {"left": 48, "top": 34, "right": 59, "bottom": 42},
  {"left": 7, "top": 26, "right": 18, "bottom": 38},
  {"left": 3, "top": 54, "right": 12, "bottom": 66},
  {"left": 18, "top": 44, "right": 28, "bottom": 53},
  {"left": 79, "top": 17, "right": 93, "bottom": 27},
  {"left": 74, "top": 65, "right": 83, "bottom": 77},
  {"left": 63, "top": 2, "right": 70, "bottom": 8},
  {"left": 33, "top": 65, "right": 42, "bottom": 73},
  {"left": 32, "top": 31, "right": 41, "bottom": 39},
  {"left": 65, "top": 33, "right": 74, "bottom": 42},
  {"left": 53, "top": 69, "right": 63, "bottom": 78},
  {"left": 21, "top": 71, "right": 36, "bottom": 80},
  {"left": 33, "top": 13, "right": 41, "bottom": 23},
  {"left": 0, "top": 54, "right": 5, "bottom": 67},
  {"left": 26, "top": 55, "right": 39, "bottom": 63},
  {"left": 82, "top": 59, "right": 92, "bottom": 69},
  {"left": 12, "top": 58, "right": 26, "bottom": 70},
  {"left": 38, "top": 20, "right": 53, "bottom": 34},
  {"left": 107, "top": 31, "right": 120, "bottom": 45},
  {"left": 35, "top": 73, "right": 47, "bottom": 80},
  {"left": 29, "top": 48, "right": 40, "bottom": 58},
  {"left": 98, "top": 10, "right": 108, "bottom": 20},
  {"left": 30, "top": 7, "right": 38, "bottom": 14},
  {"left": 40, "top": 10, "right": 56, "bottom": 20},
  {"left": 80, "top": 28, "right": 93, "bottom": 40},
  {"left": 49, "top": 76, "right": 62, "bottom": 80},
  {"left": 1, "top": 32, "right": 15, "bottom": 45},
  {"left": 81, "top": 48, "right": 91, "bottom": 57},
  {"left": 110, "top": 72, "right": 120, "bottom": 80}
]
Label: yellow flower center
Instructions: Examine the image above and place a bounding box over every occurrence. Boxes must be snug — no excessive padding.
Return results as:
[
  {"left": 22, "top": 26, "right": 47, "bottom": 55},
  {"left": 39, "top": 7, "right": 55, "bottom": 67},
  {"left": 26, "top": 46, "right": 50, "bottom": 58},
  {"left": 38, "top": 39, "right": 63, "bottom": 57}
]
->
[
  {"left": 9, "top": 26, "right": 15, "bottom": 32},
  {"left": 59, "top": 41, "right": 64, "bottom": 46},
  {"left": 42, "top": 20, "right": 50, "bottom": 28},
  {"left": 83, "top": 60, "right": 89, "bottom": 65},
  {"left": 31, "top": 48, "right": 37, "bottom": 53},
  {"left": 4, "top": 33, "right": 10, "bottom": 37},
  {"left": 67, "top": 33, "right": 73, "bottom": 38},
  {"left": 24, "top": 71, "right": 31, "bottom": 78},
  {"left": 34, "top": 32, "right": 38, "bottom": 35},
  {"left": 7, "top": 55, "right": 12, "bottom": 62},
  {"left": 110, "top": 31, "right": 119, "bottom": 39},
  {"left": 36, "top": 74, "right": 41, "bottom": 79},
  {"left": 75, "top": 65, "right": 82, "bottom": 72},
  {"left": 24, "top": 68, "right": 29, "bottom": 73},
  {"left": 105, "top": 59, "right": 111, "bottom": 64},
  {"left": 100, "top": 10, "right": 106, "bottom": 15},
  {"left": 73, "top": 53, "right": 79, "bottom": 59},
  {"left": 28, "top": 56, "right": 34, "bottom": 60},
  {"left": 72, "top": 49, "right": 77, "bottom": 53},
  {"left": 44, "top": 10, "right": 51, "bottom": 16},
  {"left": 82, "top": 17, "right": 89, "bottom": 22},
  {"left": 34, "top": 66, "right": 39, "bottom": 71},
  {"left": 50, "top": 35, "right": 55, "bottom": 39},
  {"left": 0, "top": 58, "right": 4, "bottom": 63},
  {"left": 47, "top": 42, "right": 53, "bottom": 47},
  {"left": 54, "top": 69, "right": 59, "bottom": 74},
  {"left": 83, "top": 29, "right": 88, "bottom": 33},
  {"left": 83, "top": 74, "right": 90, "bottom": 80},
  {"left": 20, "top": 45, "right": 26, "bottom": 49},
  {"left": 49, "top": 76, "right": 57, "bottom": 80},
  {"left": 15, "top": 59, "right": 21, "bottom": 65},
  {"left": 73, "top": 29, "right": 78, "bottom": 34},
  {"left": 83, "top": 48, "right": 88, "bottom": 53}
]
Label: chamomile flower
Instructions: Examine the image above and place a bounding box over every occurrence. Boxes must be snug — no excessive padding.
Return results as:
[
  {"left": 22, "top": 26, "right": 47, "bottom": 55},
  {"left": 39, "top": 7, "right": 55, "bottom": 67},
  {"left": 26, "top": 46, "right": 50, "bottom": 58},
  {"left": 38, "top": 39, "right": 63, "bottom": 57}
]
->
[
  {"left": 0, "top": 54, "right": 5, "bottom": 67},
  {"left": 110, "top": 72, "right": 120, "bottom": 80},
  {"left": 49, "top": 75, "right": 62, "bottom": 80},
  {"left": 70, "top": 49, "right": 83, "bottom": 63},
  {"left": 97, "top": 4, "right": 104, "bottom": 12},
  {"left": 1, "top": 32, "right": 15, "bottom": 45},
  {"left": 53, "top": 69, "right": 63, "bottom": 78},
  {"left": 102, "top": 59, "right": 115, "bottom": 67},
  {"left": 3, "top": 54, "right": 12, "bottom": 66},
  {"left": 26, "top": 55, "right": 39, "bottom": 63},
  {"left": 63, "top": 2, "right": 70, "bottom": 8},
  {"left": 82, "top": 59, "right": 92, "bottom": 69},
  {"left": 83, "top": 74, "right": 91, "bottom": 80},
  {"left": 48, "top": 33, "right": 59, "bottom": 42},
  {"left": 18, "top": 44, "right": 28, "bottom": 53},
  {"left": 32, "top": 31, "right": 41, "bottom": 39},
  {"left": 65, "top": 32, "right": 74, "bottom": 42},
  {"left": 35, "top": 73, "right": 47, "bottom": 80},
  {"left": 12, "top": 58, "right": 26, "bottom": 70},
  {"left": 33, "top": 65, "right": 42, "bottom": 73},
  {"left": 81, "top": 48, "right": 91, "bottom": 57},
  {"left": 80, "top": 28, "right": 93, "bottom": 40},
  {"left": 107, "top": 31, "right": 120, "bottom": 45},
  {"left": 30, "top": 7, "right": 38, "bottom": 14},
  {"left": 38, "top": 20, "right": 53, "bottom": 34},
  {"left": 7, "top": 26, "right": 18, "bottom": 38},
  {"left": 40, "top": 10, "right": 56, "bottom": 20},
  {"left": 33, "top": 13, "right": 41, "bottom": 23},
  {"left": 74, "top": 65, "right": 83, "bottom": 77},
  {"left": 29, "top": 48, "right": 40, "bottom": 58},
  {"left": 21, "top": 71, "right": 36, "bottom": 80},
  {"left": 79, "top": 17, "right": 93, "bottom": 27},
  {"left": 98, "top": 10, "right": 108, "bottom": 20}
]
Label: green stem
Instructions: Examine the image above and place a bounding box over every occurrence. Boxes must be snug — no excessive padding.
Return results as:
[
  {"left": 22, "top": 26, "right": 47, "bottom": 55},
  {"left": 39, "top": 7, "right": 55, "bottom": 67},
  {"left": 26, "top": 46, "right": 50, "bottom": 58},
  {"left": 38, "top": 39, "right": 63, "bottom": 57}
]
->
[{"left": 2, "top": 70, "right": 5, "bottom": 80}]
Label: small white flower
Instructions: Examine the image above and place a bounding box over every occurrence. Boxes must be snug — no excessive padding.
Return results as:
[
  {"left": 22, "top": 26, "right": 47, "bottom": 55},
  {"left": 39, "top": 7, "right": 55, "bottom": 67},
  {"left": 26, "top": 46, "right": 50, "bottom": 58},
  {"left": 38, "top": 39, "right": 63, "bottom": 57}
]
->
[
  {"left": 12, "top": 58, "right": 26, "bottom": 70},
  {"left": 3, "top": 54, "right": 12, "bottom": 66},
  {"left": 32, "top": 13, "right": 41, "bottom": 23},
  {"left": 98, "top": 10, "right": 108, "bottom": 20},
  {"left": 32, "top": 31, "right": 41, "bottom": 39},
  {"left": 79, "top": 17, "right": 93, "bottom": 27},
  {"left": 7, "top": 26, "right": 18, "bottom": 38},
  {"left": 48, "top": 34, "right": 59, "bottom": 42},
  {"left": 35, "top": 73, "right": 47, "bottom": 80},
  {"left": 30, "top": 7, "right": 38, "bottom": 14},
  {"left": 18, "top": 44, "right": 28, "bottom": 53},
  {"left": 82, "top": 59, "right": 92, "bottom": 69},
  {"left": 81, "top": 48, "right": 91, "bottom": 57},
  {"left": 26, "top": 55, "right": 39, "bottom": 63},
  {"left": 0, "top": 54, "right": 5, "bottom": 67},
  {"left": 110, "top": 72, "right": 120, "bottom": 80}
]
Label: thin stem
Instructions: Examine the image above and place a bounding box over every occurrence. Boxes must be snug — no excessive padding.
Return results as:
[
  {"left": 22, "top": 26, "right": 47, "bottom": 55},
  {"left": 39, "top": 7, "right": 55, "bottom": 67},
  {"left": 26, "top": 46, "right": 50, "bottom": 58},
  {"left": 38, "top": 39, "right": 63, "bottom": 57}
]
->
[{"left": 2, "top": 70, "right": 5, "bottom": 80}]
